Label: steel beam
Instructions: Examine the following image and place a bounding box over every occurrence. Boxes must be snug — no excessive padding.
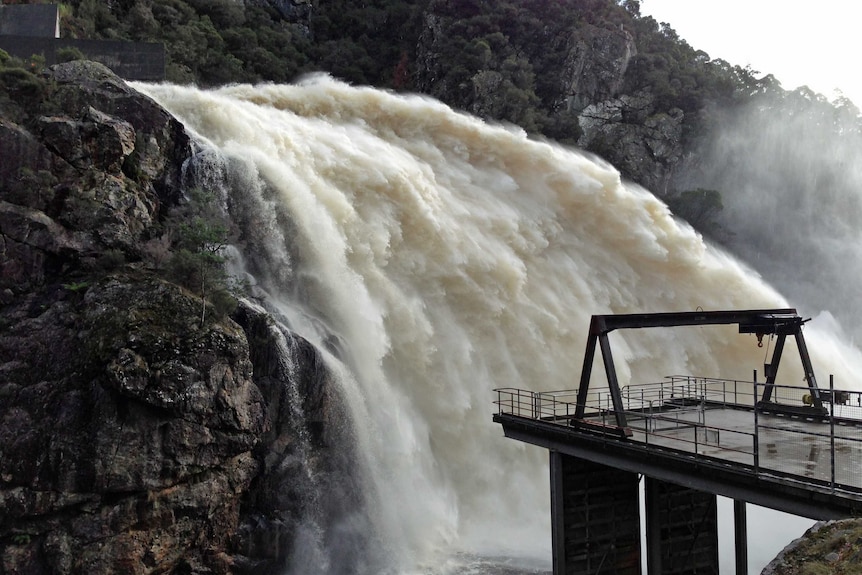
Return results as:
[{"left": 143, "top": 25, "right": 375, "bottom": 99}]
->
[
  {"left": 575, "top": 309, "right": 826, "bottom": 430},
  {"left": 550, "top": 451, "right": 566, "bottom": 575},
  {"left": 645, "top": 477, "right": 718, "bottom": 575}
]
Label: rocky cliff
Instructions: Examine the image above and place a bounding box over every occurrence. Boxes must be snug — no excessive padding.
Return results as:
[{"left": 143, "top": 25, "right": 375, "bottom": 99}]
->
[
  {"left": 0, "top": 61, "right": 351, "bottom": 574},
  {"left": 414, "top": 9, "right": 684, "bottom": 195},
  {"left": 761, "top": 519, "right": 862, "bottom": 575}
]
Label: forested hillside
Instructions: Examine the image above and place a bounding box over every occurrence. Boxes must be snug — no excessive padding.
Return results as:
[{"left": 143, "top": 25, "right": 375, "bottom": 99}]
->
[
  {"left": 49, "top": 1, "right": 856, "bottom": 202},
  {"left": 60, "top": 0, "right": 758, "bottom": 126}
]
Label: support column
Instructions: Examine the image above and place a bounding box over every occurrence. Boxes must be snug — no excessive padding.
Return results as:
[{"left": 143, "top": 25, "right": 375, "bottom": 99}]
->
[
  {"left": 734, "top": 499, "right": 748, "bottom": 575},
  {"left": 550, "top": 452, "right": 640, "bottom": 575},
  {"left": 550, "top": 451, "right": 566, "bottom": 575},
  {"left": 644, "top": 477, "right": 719, "bottom": 575}
]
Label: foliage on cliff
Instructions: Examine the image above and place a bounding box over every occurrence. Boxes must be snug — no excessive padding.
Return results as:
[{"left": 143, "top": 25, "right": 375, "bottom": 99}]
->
[{"left": 53, "top": 0, "right": 758, "bottom": 124}]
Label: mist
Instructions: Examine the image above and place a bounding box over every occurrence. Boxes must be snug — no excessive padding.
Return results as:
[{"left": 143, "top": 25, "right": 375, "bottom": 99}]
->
[{"left": 675, "top": 88, "right": 862, "bottom": 343}]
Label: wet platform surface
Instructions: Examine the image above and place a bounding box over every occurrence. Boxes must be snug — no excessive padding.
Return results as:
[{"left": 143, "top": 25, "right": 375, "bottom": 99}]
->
[
  {"left": 494, "top": 382, "right": 862, "bottom": 516},
  {"left": 618, "top": 404, "right": 862, "bottom": 490}
]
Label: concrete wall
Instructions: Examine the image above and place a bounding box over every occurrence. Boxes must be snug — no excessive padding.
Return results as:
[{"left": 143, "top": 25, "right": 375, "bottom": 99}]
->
[
  {"left": 0, "top": 5, "right": 59, "bottom": 38},
  {"left": 0, "top": 36, "right": 165, "bottom": 81}
]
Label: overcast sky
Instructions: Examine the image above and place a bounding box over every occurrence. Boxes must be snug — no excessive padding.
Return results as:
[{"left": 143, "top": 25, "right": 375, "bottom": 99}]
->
[{"left": 639, "top": 0, "right": 862, "bottom": 107}]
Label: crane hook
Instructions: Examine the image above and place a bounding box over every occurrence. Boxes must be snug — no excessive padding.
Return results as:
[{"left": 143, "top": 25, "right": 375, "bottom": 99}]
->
[{"left": 756, "top": 333, "right": 764, "bottom": 348}]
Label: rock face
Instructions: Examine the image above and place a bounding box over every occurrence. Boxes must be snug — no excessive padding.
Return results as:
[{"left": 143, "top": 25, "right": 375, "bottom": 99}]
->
[
  {"left": 414, "top": 9, "right": 683, "bottom": 194},
  {"left": 0, "top": 60, "right": 188, "bottom": 296},
  {"left": 0, "top": 61, "right": 351, "bottom": 574},
  {"left": 577, "top": 92, "right": 684, "bottom": 194},
  {"left": 1, "top": 274, "right": 264, "bottom": 574},
  {"left": 560, "top": 24, "right": 683, "bottom": 193},
  {"left": 561, "top": 23, "right": 636, "bottom": 113},
  {"left": 761, "top": 519, "right": 862, "bottom": 574}
]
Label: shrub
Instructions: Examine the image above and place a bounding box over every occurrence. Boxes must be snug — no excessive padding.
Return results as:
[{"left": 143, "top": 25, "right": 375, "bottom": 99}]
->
[
  {"left": 0, "top": 68, "right": 46, "bottom": 101},
  {"left": 56, "top": 46, "right": 87, "bottom": 63},
  {"left": 164, "top": 188, "right": 239, "bottom": 325}
]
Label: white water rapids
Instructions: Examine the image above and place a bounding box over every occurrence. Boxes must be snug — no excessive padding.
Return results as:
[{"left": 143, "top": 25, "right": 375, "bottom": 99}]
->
[{"left": 135, "top": 76, "right": 862, "bottom": 574}]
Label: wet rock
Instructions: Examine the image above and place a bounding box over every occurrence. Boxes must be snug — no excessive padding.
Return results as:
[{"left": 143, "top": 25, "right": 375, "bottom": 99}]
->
[
  {"left": 577, "top": 92, "right": 684, "bottom": 192},
  {"left": 0, "top": 58, "right": 356, "bottom": 574}
]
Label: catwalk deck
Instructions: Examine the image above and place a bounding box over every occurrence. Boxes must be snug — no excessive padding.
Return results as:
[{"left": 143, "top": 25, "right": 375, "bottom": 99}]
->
[{"left": 494, "top": 379, "right": 862, "bottom": 519}]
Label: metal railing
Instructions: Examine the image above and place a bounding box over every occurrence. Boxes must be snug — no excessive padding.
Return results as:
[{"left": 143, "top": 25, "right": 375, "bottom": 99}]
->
[{"left": 494, "top": 375, "right": 862, "bottom": 494}]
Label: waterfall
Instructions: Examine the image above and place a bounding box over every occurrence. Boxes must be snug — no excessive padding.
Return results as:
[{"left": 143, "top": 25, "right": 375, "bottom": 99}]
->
[{"left": 134, "top": 75, "right": 862, "bottom": 574}]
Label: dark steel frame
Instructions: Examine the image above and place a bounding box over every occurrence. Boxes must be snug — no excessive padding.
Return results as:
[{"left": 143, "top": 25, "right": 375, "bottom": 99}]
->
[{"left": 575, "top": 309, "right": 825, "bottom": 431}]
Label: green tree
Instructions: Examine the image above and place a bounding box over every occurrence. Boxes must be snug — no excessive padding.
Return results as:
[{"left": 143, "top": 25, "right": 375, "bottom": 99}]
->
[
  {"left": 56, "top": 46, "right": 86, "bottom": 63},
  {"left": 166, "top": 189, "right": 237, "bottom": 326}
]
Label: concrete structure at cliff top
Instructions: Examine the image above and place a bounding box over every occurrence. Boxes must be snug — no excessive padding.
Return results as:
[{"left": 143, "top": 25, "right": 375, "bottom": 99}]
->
[{"left": 0, "top": 3, "right": 164, "bottom": 81}]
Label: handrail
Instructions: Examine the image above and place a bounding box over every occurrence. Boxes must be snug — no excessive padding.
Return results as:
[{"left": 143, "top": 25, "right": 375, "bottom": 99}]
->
[{"left": 494, "top": 376, "right": 862, "bottom": 494}]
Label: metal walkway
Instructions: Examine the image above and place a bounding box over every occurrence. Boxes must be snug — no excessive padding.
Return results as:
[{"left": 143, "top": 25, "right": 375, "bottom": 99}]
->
[{"left": 494, "top": 376, "right": 862, "bottom": 518}]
